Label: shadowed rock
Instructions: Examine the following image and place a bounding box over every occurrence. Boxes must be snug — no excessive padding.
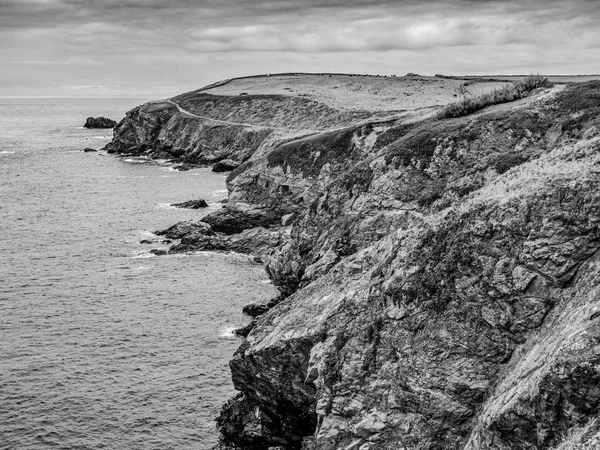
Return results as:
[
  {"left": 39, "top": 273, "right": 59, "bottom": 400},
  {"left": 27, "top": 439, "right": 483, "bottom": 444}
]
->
[
  {"left": 171, "top": 199, "right": 208, "bottom": 209},
  {"left": 84, "top": 117, "right": 117, "bottom": 128},
  {"left": 212, "top": 159, "right": 240, "bottom": 172}
]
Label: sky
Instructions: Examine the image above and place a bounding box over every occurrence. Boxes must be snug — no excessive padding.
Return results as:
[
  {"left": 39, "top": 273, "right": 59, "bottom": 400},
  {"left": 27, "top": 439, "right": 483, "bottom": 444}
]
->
[{"left": 1, "top": 0, "right": 599, "bottom": 97}]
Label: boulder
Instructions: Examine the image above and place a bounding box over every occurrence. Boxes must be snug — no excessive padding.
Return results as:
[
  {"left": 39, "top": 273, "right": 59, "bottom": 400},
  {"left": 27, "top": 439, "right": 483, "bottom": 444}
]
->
[
  {"left": 233, "top": 320, "right": 258, "bottom": 338},
  {"left": 173, "top": 164, "right": 194, "bottom": 171},
  {"left": 212, "top": 159, "right": 240, "bottom": 172},
  {"left": 155, "top": 221, "right": 213, "bottom": 240},
  {"left": 84, "top": 117, "right": 117, "bottom": 128},
  {"left": 171, "top": 199, "right": 208, "bottom": 209},
  {"left": 242, "top": 303, "right": 270, "bottom": 318},
  {"left": 202, "top": 207, "right": 281, "bottom": 235}
]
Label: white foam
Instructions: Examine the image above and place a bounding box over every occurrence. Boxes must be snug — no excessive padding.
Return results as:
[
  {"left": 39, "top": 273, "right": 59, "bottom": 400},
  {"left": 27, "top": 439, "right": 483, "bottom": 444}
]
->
[
  {"left": 260, "top": 279, "right": 273, "bottom": 284},
  {"left": 0, "top": 151, "right": 15, "bottom": 154},
  {"left": 132, "top": 253, "right": 156, "bottom": 259},
  {"left": 90, "top": 135, "right": 111, "bottom": 140},
  {"left": 124, "top": 159, "right": 148, "bottom": 164},
  {"left": 220, "top": 327, "right": 238, "bottom": 338},
  {"left": 157, "top": 202, "right": 176, "bottom": 209},
  {"left": 140, "top": 230, "right": 159, "bottom": 238}
]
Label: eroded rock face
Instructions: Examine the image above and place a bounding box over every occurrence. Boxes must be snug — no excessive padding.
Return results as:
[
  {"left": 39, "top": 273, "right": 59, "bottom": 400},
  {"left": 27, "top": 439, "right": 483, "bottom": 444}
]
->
[
  {"left": 105, "top": 80, "right": 600, "bottom": 449},
  {"left": 214, "top": 82, "right": 600, "bottom": 449}
]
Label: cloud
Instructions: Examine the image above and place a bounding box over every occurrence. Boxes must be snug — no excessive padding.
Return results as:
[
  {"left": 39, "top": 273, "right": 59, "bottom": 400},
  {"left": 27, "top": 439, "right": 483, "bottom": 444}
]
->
[{"left": 0, "top": 0, "right": 599, "bottom": 96}]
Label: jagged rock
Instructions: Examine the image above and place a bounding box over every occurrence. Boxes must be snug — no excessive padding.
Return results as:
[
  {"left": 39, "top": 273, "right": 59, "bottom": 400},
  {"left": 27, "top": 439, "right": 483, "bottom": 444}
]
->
[
  {"left": 171, "top": 199, "right": 208, "bottom": 209},
  {"left": 202, "top": 207, "right": 282, "bottom": 235},
  {"left": 84, "top": 116, "right": 117, "bottom": 128},
  {"left": 149, "top": 249, "right": 167, "bottom": 256},
  {"left": 155, "top": 221, "right": 213, "bottom": 240},
  {"left": 233, "top": 320, "right": 258, "bottom": 338},
  {"left": 212, "top": 159, "right": 240, "bottom": 172},
  {"left": 82, "top": 147, "right": 97, "bottom": 152},
  {"left": 242, "top": 303, "right": 270, "bottom": 317},
  {"left": 281, "top": 212, "right": 296, "bottom": 226}
]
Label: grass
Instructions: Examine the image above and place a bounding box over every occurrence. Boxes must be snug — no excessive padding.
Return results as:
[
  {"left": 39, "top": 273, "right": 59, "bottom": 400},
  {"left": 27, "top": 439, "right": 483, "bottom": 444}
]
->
[
  {"left": 454, "top": 134, "right": 600, "bottom": 215},
  {"left": 439, "top": 75, "right": 552, "bottom": 119}
]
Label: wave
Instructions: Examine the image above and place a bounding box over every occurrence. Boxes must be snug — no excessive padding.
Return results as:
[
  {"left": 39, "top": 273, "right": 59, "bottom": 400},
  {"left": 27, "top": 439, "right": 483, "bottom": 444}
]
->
[
  {"left": 219, "top": 327, "right": 238, "bottom": 338},
  {"left": 131, "top": 253, "right": 156, "bottom": 259},
  {"left": 157, "top": 203, "right": 176, "bottom": 209},
  {"left": 139, "top": 230, "right": 159, "bottom": 238}
]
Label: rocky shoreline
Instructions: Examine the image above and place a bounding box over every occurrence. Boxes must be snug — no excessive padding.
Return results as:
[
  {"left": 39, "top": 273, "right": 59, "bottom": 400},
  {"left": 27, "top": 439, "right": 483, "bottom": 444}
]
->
[{"left": 103, "top": 75, "right": 600, "bottom": 449}]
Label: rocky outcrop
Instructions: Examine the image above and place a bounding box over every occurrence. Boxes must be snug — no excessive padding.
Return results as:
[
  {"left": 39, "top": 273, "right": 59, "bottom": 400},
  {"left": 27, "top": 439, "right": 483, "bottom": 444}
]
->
[
  {"left": 213, "top": 159, "right": 241, "bottom": 172},
  {"left": 106, "top": 79, "right": 600, "bottom": 449},
  {"left": 171, "top": 199, "right": 208, "bottom": 209},
  {"left": 84, "top": 116, "right": 117, "bottom": 128}
]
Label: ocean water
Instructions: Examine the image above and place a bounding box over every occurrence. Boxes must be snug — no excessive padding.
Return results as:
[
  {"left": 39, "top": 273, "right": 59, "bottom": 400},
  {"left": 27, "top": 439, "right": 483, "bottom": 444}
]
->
[{"left": 0, "top": 98, "right": 276, "bottom": 449}]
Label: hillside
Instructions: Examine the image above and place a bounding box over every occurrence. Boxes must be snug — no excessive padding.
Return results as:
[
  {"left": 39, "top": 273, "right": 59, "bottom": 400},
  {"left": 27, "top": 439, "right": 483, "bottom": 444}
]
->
[{"left": 104, "top": 74, "right": 600, "bottom": 450}]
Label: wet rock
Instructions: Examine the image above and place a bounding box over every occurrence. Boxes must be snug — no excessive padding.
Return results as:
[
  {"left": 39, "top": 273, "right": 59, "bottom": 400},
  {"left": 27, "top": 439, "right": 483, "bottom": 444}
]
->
[
  {"left": 171, "top": 199, "right": 208, "bottom": 209},
  {"left": 233, "top": 320, "right": 257, "bottom": 338},
  {"left": 242, "top": 303, "right": 270, "bottom": 318},
  {"left": 155, "top": 221, "right": 213, "bottom": 240},
  {"left": 173, "top": 164, "right": 194, "bottom": 171},
  {"left": 202, "top": 207, "right": 281, "bottom": 235},
  {"left": 140, "top": 239, "right": 153, "bottom": 244},
  {"left": 84, "top": 116, "right": 117, "bottom": 128},
  {"left": 82, "top": 147, "right": 97, "bottom": 152},
  {"left": 149, "top": 249, "right": 167, "bottom": 256}
]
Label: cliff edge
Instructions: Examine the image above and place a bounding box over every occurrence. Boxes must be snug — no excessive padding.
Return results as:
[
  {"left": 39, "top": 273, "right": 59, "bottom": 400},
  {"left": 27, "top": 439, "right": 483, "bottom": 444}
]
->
[{"left": 105, "top": 74, "right": 600, "bottom": 449}]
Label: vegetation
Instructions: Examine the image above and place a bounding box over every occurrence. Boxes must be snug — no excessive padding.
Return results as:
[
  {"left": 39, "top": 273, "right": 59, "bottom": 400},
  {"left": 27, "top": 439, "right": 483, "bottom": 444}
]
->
[{"left": 439, "top": 75, "right": 552, "bottom": 119}]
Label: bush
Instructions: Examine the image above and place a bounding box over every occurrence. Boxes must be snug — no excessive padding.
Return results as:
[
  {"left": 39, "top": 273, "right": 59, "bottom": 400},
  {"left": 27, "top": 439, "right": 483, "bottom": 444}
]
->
[{"left": 439, "top": 75, "right": 552, "bottom": 119}]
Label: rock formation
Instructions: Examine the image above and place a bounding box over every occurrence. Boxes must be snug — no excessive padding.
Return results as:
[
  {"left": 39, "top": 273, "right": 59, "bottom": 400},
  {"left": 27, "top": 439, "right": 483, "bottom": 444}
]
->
[
  {"left": 171, "top": 199, "right": 208, "bottom": 209},
  {"left": 84, "top": 116, "right": 117, "bottom": 128},
  {"left": 105, "top": 75, "right": 600, "bottom": 449}
]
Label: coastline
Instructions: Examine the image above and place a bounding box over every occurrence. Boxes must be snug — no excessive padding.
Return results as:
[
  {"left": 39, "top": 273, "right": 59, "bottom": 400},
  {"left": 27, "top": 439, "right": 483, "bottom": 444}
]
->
[{"left": 99, "top": 75, "right": 600, "bottom": 449}]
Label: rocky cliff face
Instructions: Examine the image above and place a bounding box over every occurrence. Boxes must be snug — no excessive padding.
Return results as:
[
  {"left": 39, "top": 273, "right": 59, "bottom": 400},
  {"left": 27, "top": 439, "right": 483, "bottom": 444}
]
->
[{"left": 105, "top": 78, "right": 600, "bottom": 449}]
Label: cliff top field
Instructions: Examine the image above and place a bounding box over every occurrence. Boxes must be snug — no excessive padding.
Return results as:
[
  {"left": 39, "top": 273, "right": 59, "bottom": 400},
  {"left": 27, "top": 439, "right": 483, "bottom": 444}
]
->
[
  {"left": 192, "top": 73, "right": 514, "bottom": 112},
  {"left": 195, "top": 73, "right": 600, "bottom": 113}
]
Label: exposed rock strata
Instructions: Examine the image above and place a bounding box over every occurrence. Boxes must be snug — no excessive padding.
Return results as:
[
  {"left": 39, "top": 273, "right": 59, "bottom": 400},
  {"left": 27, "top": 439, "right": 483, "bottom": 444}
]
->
[{"left": 106, "top": 79, "right": 600, "bottom": 449}]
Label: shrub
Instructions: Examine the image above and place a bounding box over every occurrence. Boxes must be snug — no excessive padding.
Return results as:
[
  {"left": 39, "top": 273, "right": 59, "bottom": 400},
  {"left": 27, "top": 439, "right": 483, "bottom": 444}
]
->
[{"left": 439, "top": 75, "right": 552, "bottom": 119}]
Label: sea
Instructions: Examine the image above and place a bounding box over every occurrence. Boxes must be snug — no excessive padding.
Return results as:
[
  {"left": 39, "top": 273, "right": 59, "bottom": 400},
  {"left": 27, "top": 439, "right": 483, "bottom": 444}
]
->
[{"left": 0, "top": 97, "right": 276, "bottom": 449}]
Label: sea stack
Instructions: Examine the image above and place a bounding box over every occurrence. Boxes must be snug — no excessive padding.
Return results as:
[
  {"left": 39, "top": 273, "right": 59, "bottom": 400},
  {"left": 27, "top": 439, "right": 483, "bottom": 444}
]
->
[{"left": 84, "top": 117, "right": 117, "bottom": 128}]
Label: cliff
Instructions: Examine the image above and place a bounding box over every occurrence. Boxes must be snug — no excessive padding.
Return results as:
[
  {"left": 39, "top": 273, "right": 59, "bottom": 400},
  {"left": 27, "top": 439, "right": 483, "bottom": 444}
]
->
[{"left": 105, "top": 74, "right": 600, "bottom": 449}]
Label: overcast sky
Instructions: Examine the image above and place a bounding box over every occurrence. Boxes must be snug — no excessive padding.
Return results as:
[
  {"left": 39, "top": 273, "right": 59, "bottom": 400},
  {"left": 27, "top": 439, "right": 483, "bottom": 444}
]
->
[{"left": 1, "top": 0, "right": 599, "bottom": 97}]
